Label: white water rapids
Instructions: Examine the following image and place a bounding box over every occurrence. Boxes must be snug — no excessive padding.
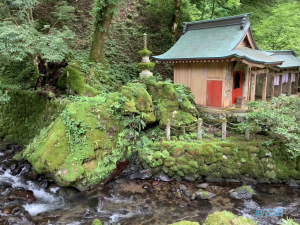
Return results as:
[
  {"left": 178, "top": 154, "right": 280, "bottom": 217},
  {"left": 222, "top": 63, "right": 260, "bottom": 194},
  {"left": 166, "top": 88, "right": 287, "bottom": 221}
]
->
[{"left": 0, "top": 166, "right": 64, "bottom": 216}]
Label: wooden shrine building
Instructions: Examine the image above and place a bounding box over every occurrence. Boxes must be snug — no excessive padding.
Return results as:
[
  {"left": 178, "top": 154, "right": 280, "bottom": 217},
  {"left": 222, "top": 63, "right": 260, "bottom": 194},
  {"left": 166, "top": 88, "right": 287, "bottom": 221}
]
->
[{"left": 153, "top": 13, "right": 300, "bottom": 108}]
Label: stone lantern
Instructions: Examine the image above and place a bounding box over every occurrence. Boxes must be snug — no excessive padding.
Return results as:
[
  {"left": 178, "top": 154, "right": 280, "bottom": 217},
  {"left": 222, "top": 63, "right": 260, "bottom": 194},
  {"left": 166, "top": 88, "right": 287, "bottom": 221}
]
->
[{"left": 138, "top": 33, "right": 155, "bottom": 77}]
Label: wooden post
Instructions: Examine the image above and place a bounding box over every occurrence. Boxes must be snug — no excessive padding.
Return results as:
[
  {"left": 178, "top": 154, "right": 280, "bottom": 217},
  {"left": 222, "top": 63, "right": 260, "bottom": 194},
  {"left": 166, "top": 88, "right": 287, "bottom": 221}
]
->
[
  {"left": 295, "top": 73, "right": 299, "bottom": 94},
  {"left": 250, "top": 72, "right": 256, "bottom": 101},
  {"left": 287, "top": 72, "right": 292, "bottom": 96},
  {"left": 166, "top": 119, "right": 170, "bottom": 140},
  {"left": 198, "top": 118, "right": 202, "bottom": 140},
  {"left": 243, "top": 66, "right": 249, "bottom": 100},
  {"left": 245, "top": 128, "right": 250, "bottom": 141},
  {"left": 247, "top": 67, "right": 252, "bottom": 101},
  {"left": 271, "top": 73, "right": 275, "bottom": 98},
  {"left": 262, "top": 68, "right": 268, "bottom": 101},
  {"left": 279, "top": 74, "right": 283, "bottom": 96},
  {"left": 222, "top": 118, "right": 227, "bottom": 140}
]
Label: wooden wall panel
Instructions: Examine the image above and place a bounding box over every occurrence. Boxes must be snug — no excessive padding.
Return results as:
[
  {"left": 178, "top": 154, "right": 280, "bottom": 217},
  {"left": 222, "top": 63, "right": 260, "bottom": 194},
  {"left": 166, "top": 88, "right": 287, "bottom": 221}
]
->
[{"left": 174, "top": 62, "right": 226, "bottom": 106}]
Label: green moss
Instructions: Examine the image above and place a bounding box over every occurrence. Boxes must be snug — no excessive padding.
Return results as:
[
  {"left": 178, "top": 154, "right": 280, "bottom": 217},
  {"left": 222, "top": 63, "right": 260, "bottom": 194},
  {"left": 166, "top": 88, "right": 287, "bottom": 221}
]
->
[
  {"left": 58, "top": 64, "right": 99, "bottom": 96},
  {"left": 162, "top": 150, "right": 170, "bottom": 158},
  {"left": 138, "top": 48, "right": 152, "bottom": 57},
  {"left": 92, "top": 219, "right": 103, "bottom": 225},
  {"left": 203, "top": 211, "right": 257, "bottom": 225},
  {"left": 137, "top": 62, "right": 155, "bottom": 71},
  {"left": 153, "top": 151, "right": 162, "bottom": 159},
  {"left": 169, "top": 221, "right": 199, "bottom": 225},
  {"left": 0, "top": 90, "right": 66, "bottom": 146},
  {"left": 236, "top": 186, "right": 254, "bottom": 195}
]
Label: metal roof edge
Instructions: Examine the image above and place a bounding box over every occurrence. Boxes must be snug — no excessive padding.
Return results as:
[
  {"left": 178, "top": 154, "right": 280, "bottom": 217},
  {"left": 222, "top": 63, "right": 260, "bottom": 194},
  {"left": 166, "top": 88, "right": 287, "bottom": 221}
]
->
[
  {"left": 184, "top": 13, "right": 252, "bottom": 26},
  {"left": 153, "top": 53, "right": 284, "bottom": 65},
  {"left": 267, "top": 50, "right": 297, "bottom": 57},
  {"left": 182, "top": 13, "right": 253, "bottom": 34}
]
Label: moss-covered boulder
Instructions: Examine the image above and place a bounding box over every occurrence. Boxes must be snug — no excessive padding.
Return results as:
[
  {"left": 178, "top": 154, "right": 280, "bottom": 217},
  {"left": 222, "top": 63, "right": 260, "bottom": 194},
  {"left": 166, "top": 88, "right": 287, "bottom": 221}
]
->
[
  {"left": 19, "top": 94, "right": 126, "bottom": 190},
  {"left": 92, "top": 219, "right": 102, "bottom": 225},
  {"left": 121, "top": 83, "right": 156, "bottom": 124},
  {"left": 203, "top": 211, "right": 257, "bottom": 225},
  {"left": 58, "top": 64, "right": 99, "bottom": 96},
  {"left": 169, "top": 221, "right": 199, "bottom": 225},
  {"left": 146, "top": 80, "right": 198, "bottom": 128},
  {"left": 18, "top": 82, "right": 197, "bottom": 190}
]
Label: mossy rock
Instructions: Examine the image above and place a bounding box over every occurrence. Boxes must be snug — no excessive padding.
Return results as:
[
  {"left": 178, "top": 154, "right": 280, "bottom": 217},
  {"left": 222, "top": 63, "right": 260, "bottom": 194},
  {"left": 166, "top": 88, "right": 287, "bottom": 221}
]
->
[
  {"left": 203, "top": 211, "right": 257, "bottom": 225},
  {"left": 92, "top": 219, "right": 103, "bottom": 225},
  {"left": 20, "top": 97, "right": 126, "bottom": 191},
  {"left": 169, "top": 221, "right": 199, "bottom": 225},
  {"left": 58, "top": 64, "right": 99, "bottom": 96},
  {"left": 145, "top": 81, "right": 198, "bottom": 128}
]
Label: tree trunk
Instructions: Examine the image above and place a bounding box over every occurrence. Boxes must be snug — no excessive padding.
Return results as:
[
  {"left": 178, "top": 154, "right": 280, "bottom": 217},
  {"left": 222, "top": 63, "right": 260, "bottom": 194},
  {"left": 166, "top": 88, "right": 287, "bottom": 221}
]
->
[
  {"left": 171, "top": 0, "right": 181, "bottom": 42},
  {"left": 210, "top": 0, "right": 215, "bottom": 19},
  {"left": 89, "top": 1, "right": 117, "bottom": 64}
]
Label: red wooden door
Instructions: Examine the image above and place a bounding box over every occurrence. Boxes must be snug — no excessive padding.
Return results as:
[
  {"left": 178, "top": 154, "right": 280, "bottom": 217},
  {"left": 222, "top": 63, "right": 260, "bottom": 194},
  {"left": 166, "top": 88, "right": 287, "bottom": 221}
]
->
[
  {"left": 207, "top": 80, "right": 222, "bottom": 108},
  {"left": 232, "top": 71, "right": 243, "bottom": 104}
]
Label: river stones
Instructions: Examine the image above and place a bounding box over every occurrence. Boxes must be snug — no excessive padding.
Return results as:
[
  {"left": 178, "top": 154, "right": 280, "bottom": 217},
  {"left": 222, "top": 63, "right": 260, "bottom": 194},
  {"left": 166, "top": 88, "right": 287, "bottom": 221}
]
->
[
  {"left": 205, "top": 176, "right": 224, "bottom": 183},
  {"left": 229, "top": 186, "right": 254, "bottom": 200},
  {"left": 196, "top": 183, "right": 208, "bottom": 189},
  {"left": 7, "top": 189, "right": 36, "bottom": 203},
  {"left": 130, "top": 169, "right": 152, "bottom": 180},
  {"left": 195, "top": 190, "right": 216, "bottom": 200},
  {"left": 241, "top": 176, "right": 257, "bottom": 185},
  {"left": 287, "top": 178, "right": 299, "bottom": 188},
  {"left": 153, "top": 171, "right": 170, "bottom": 182}
]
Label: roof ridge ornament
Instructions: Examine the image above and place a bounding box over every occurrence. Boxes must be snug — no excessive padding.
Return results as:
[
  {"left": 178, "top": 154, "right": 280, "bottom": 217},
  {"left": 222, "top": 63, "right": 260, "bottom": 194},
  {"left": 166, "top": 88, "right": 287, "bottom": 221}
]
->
[{"left": 241, "top": 17, "right": 246, "bottom": 29}]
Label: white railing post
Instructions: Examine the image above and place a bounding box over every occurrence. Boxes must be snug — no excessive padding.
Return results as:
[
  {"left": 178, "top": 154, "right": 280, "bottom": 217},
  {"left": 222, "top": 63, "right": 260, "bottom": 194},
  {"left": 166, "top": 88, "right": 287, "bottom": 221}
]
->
[
  {"left": 222, "top": 118, "right": 227, "bottom": 140},
  {"left": 245, "top": 127, "right": 250, "bottom": 141},
  {"left": 166, "top": 119, "right": 171, "bottom": 140},
  {"left": 198, "top": 118, "right": 203, "bottom": 140}
]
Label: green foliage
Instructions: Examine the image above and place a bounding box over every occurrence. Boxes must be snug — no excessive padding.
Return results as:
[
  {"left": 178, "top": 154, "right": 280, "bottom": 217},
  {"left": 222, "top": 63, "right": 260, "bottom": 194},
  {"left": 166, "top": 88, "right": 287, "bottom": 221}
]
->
[
  {"left": 0, "top": 0, "right": 75, "bottom": 86},
  {"left": 61, "top": 109, "right": 90, "bottom": 152},
  {"left": 92, "top": 219, "right": 103, "bottom": 225},
  {"left": 91, "top": 0, "right": 122, "bottom": 30},
  {"left": 281, "top": 217, "right": 299, "bottom": 225},
  {"left": 254, "top": 2, "right": 300, "bottom": 54},
  {"left": 138, "top": 48, "right": 152, "bottom": 57},
  {"left": 203, "top": 211, "right": 257, "bottom": 225},
  {"left": 0, "top": 90, "right": 66, "bottom": 146},
  {"left": 241, "top": 97, "right": 300, "bottom": 158},
  {"left": 0, "top": 90, "right": 10, "bottom": 104},
  {"left": 137, "top": 62, "right": 155, "bottom": 71}
]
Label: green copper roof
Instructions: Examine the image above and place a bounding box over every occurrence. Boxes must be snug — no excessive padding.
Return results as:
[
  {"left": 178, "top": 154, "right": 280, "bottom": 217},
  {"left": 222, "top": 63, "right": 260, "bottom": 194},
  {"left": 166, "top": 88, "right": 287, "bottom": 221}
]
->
[
  {"left": 153, "top": 14, "right": 283, "bottom": 65},
  {"left": 266, "top": 51, "right": 300, "bottom": 68},
  {"left": 233, "top": 48, "right": 283, "bottom": 65}
]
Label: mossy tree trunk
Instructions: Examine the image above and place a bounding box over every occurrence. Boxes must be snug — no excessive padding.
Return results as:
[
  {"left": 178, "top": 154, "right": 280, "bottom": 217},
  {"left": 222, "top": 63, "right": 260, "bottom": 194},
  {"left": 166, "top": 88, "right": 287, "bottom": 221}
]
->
[
  {"left": 171, "top": 0, "right": 181, "bottom": 42},
  {"left": 89, "top": 1, "right": 119, "bottom": 64}
]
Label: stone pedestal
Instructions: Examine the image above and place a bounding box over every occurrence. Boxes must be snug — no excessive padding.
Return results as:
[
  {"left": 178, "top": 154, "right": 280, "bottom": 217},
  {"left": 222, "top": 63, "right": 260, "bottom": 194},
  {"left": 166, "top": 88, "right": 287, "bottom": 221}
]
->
[
  {"left": 235, "top": 97, "right": 245, "bottom": 108},
  {"left": 140, "top": 69, "right": 153, "bottom": 77}
]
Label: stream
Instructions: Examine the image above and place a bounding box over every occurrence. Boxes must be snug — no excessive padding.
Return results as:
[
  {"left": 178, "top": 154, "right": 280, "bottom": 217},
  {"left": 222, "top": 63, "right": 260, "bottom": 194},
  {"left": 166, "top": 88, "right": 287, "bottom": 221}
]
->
[{"left": 0, "top": 144, "right": 300, "bottom": 225}]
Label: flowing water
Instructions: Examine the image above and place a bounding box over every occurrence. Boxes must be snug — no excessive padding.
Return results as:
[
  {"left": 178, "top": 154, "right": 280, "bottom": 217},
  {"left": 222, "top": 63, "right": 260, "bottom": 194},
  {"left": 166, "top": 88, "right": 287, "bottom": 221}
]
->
[{"left": 0, "top": 145, "right": 300, "bottom": 225}]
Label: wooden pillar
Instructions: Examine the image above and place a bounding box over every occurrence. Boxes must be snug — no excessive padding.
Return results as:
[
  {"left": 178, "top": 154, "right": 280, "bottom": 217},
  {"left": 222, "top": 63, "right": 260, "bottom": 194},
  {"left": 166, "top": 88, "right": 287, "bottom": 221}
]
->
[
  {"left": 295, "top": 73, "right": 299, "bottom": 94},
  {"left": 287, "top": 72, "right": 292, "bottom": 96},
  {"left": 271, "top": 73, "right": 275, "bottom": 98},
  {"left": 247, "top": 67, "right": 251, "bottom": 101},
  {"left": 279, "top": 75, "right": 283, "bottom": 97},
  {"left": 250, "top": 71, "right": 256, "bottom": 101},
  {"left": 262, "top": 68, "right": 268, "bottom": 101},
  {"left": 243, "top": 66, "right": 249, "bottom": 100}
]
